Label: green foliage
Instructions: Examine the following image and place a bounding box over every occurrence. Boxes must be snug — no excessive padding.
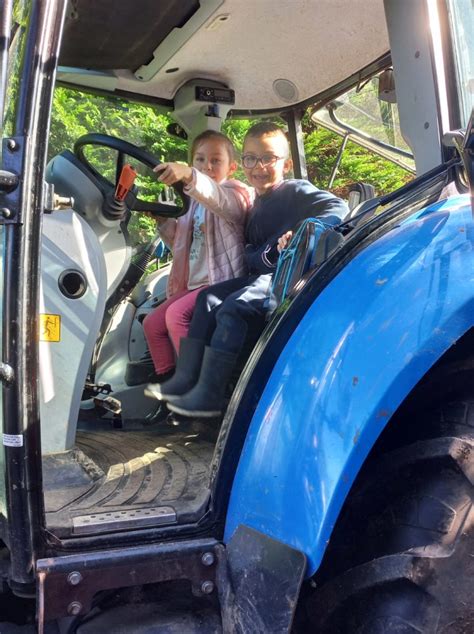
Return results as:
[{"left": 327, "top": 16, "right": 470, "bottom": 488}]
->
[{"left": 49, "top": 88, "right": 187, "bottom": 161}]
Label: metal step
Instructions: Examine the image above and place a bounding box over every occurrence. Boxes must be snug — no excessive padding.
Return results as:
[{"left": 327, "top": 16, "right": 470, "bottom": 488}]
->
[{"left": 72, "top": 505, "right": 177, "bottom": 535}]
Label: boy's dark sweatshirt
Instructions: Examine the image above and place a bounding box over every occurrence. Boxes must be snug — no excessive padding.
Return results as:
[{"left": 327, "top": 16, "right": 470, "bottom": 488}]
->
[{"left": 244, "top": 179, "right": 348, "bottom": 275}]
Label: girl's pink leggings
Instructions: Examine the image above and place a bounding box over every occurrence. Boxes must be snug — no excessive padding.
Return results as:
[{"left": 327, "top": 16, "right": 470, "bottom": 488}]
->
[{"left": 142, "top": 286, "right": 206, "bottom": 374}]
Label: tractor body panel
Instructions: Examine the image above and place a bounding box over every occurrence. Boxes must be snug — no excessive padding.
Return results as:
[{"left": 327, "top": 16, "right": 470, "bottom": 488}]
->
[{"left": 225, "top": 194, "right": 473, "bottom": 575}]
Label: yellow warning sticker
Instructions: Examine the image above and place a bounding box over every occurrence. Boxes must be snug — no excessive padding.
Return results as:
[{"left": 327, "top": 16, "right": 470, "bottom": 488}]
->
[{"left": 39, "top": 314, "right": 61, "bottom": 342}]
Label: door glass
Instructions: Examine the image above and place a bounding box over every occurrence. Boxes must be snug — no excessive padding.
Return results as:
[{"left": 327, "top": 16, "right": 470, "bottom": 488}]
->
[
  {"left": 1, "top": 1, "right": 29, "bottom": 153},
  {"left": 309, "top": 74, "right": 415, "bottom": 198},
  {"left": 312, "top": 75, "right": 416, "bottom": 171}
]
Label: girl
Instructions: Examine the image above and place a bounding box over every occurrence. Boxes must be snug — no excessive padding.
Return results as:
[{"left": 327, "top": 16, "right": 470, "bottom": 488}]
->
[{"left": 142, "top": 130, "right": 252, "bottom": 391}]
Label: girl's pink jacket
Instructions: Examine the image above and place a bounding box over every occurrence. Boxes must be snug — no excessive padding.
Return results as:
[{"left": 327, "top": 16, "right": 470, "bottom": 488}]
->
[{"left": 157, "top": 169, "right": 254, "bottom": 298}]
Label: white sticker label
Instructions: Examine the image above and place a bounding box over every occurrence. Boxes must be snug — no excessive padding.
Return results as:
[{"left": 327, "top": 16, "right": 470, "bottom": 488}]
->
[{"left": 3, "top": 433, "right": 23, "bottom": 447}]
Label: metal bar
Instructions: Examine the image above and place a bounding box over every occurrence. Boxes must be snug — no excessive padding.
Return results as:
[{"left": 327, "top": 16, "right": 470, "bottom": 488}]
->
[
  {"left": 328, "top": 133, "right": 349, "bottom": 188},
  {"left": 2, "top": 0, "right": 68, "bottom": 587},
  {"left": 284, "top": 109, "right": 308, "bottom": 179}
]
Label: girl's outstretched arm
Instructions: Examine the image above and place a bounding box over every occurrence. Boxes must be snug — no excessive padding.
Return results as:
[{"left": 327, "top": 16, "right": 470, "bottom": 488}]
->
[{"left": 184, "top": 169, "right": 253, "bottom": 224}]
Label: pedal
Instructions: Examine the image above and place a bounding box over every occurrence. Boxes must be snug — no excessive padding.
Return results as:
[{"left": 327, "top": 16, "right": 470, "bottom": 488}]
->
[
  {"left": 83, "top": 381, "right": 112, "bottom": 400},
  {"left": 93, "top": 394, "right": 122, "bottom": 415}
]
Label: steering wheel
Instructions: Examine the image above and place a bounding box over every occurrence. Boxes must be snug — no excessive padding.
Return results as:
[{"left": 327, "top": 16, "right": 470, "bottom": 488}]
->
[{"left": 74, "top": 133, "right": 190, "bottom": 217}]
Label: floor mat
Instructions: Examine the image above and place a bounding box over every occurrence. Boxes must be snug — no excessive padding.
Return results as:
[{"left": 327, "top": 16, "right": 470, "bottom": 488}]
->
[{"left": 44, "top": 429, "right": 215, "bottom": 537}]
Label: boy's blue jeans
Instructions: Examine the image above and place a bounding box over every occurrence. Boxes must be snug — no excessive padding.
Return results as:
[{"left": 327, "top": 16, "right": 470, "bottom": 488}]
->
[{"left": 188, "top": 274, "right": 273, "bottom": 355}]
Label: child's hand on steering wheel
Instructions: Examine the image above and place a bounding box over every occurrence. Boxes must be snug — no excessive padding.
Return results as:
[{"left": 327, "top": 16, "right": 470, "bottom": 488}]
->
[{"left": 154, "top": 162, "right": 193, "bottom": 186}]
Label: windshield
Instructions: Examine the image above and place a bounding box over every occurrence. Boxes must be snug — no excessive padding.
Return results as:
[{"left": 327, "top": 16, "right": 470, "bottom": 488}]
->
[
  {"left": 49, "top": 87, "right": 189, "bottom": 247},
  {"left": 49, "top": 88, "right": 188, "bottom": 198},
  {"left": 447, "top": 0, "right": 473, "bottom": 127}
]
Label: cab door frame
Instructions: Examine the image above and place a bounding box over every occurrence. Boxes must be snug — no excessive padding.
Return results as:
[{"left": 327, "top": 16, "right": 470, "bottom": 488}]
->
[{"left": 0, "top": 0, "right": 67, "bottom": 589}]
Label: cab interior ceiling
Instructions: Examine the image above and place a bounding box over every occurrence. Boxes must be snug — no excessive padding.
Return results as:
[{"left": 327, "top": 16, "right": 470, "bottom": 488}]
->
[{"left": 59, "top": 0, "right": 390, "bottom": 112}]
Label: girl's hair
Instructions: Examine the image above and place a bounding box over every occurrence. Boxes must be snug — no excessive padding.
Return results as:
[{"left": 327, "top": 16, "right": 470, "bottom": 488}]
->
[{"left": 190, "top": 130, "right": 235, "bottom": 162}]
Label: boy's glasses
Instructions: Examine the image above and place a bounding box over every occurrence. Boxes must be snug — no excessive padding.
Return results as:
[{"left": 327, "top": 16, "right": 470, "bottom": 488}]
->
[{"left": 241, "top": 153, "right": 286, "bottom": 169}]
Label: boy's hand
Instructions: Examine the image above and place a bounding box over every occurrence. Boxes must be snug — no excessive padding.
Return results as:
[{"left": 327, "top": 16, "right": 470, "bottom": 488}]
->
[
  {"left": 154, "top": 162, "right": 193, "bottom": 186},
  {"left": 277, "top": 231, "right": 293, "bottom": 252}
]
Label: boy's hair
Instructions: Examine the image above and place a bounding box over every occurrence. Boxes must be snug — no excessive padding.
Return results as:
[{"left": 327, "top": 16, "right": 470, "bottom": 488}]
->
[
  {"left": 191, "top": 130, "right": 235, "bottom": 162},
  {"left": 244, "top": 121, "right": 289, "bottom": 154}
]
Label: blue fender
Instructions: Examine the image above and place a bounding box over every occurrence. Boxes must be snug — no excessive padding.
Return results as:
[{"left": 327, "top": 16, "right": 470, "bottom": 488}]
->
[{"left": 224, "top": 194, "right": 473, "bottom": 576}]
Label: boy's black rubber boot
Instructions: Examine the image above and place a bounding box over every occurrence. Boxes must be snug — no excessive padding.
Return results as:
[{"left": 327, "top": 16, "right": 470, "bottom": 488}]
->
[
  {"left": 167, "top": 347, "right": 237, "bottom": 418},
  {"left": 146, "top": 337, "right": 205, "bottom": 401}
]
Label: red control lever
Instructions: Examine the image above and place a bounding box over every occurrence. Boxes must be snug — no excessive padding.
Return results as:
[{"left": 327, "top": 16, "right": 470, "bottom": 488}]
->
[{"left": 115, "top": 164, "right": 138, "bottom": 201}]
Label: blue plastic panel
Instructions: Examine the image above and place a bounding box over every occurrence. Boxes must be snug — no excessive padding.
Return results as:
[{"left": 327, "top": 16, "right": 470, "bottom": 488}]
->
[{"left": 225, "top": 195, "right": 473, "bottom": 576}]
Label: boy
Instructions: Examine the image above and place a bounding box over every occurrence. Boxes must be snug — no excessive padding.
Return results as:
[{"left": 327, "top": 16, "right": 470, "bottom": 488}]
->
[{"left": 150, "top": 122, "right": 348, "bottom": 417}]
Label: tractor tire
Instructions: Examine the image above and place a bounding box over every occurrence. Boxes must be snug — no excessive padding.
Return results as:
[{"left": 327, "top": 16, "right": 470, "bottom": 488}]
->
[{"left": 306, "top": 399, "right": 474, "bottom": 633}]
